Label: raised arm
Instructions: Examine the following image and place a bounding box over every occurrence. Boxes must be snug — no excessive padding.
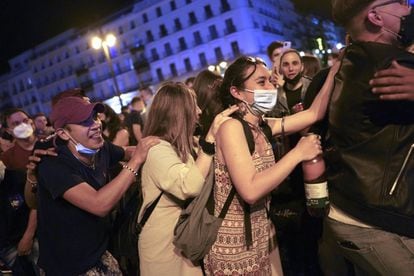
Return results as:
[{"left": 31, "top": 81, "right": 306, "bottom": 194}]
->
[
  {"left": 62, "top": 136, "right": 159, "bottom": 217},
  {"left": 61, "top": 105, "right": 238, "bottom": 217}
]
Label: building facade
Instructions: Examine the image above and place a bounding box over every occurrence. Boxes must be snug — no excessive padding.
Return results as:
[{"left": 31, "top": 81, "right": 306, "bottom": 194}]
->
[{"left": 0, "top": 0, "right": 343, "bottom": 114}]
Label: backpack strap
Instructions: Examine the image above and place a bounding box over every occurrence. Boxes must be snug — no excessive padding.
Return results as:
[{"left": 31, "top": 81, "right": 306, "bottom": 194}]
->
[
  {"left": 243, "top": 203, "right": 252, "bottom": 248},
  {"left": 218, "top": 187, "right": 236, "bottom": 219},
  {"left": 234, "top": 116, "right": 273, "bottom": 153},
  {"left": 233, "top": 116, "right": 255, "bottom": 154},
  {"left": 136, "top": 192, "right": 163, "bottom": 234},
  {"left": 206, "top": 165, "right": 236, "bottom": 219},
  {"left": 260, "top": 119, "right": 273, "bottom": 144}
]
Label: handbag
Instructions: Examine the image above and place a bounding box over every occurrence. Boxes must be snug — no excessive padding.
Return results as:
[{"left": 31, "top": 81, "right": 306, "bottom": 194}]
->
[{"left": 173, "top": 164, "right": 236, "bottom": 266}]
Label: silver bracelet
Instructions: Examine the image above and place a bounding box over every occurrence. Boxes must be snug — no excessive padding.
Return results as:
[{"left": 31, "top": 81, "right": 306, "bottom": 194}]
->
[
  {"left": 26, "top": 177, "right": 37, "bottom": 185},
  {"left": 122, "top": 164, "right": 139, "bottom": 177}
]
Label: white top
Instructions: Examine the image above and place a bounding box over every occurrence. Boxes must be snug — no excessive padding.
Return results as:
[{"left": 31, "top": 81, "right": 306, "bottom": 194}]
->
[
  {"left": 329, "top": 204, "right": 374, "bottom": 228},
  {"left": 138, "top": 140, "right": 204, "bottom": 276}
]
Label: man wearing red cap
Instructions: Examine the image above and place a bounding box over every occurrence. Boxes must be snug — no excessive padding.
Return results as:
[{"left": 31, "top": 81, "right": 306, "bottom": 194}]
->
[{"left": 35, "top": 97, "right": 159, "bottom": 275}]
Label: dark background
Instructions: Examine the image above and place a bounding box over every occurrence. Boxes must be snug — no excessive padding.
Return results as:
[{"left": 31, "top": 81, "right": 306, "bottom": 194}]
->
[{"left": 0, "top": 0, "right": 332, "bottom": 74}]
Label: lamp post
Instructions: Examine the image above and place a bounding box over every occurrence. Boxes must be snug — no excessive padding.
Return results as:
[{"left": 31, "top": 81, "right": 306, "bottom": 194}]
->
[
  {"left": 91, "top": 33, "right": 123, "bottom": 107},
  {"left": 208, "top": 61, "right": 228, "bottom": 76}
]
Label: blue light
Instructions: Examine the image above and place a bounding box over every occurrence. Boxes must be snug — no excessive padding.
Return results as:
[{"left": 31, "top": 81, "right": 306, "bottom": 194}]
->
[{"left": 311, "top": 18, "right": 319, "bottom": 25}]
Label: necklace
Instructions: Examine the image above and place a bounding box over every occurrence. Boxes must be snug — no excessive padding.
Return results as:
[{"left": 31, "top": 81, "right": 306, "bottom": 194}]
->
[
  {"left": 73, "top": 154, "right": 96, "bottom": 170},
  {"left": 246, "top": 121, "right": 273, "bottom": 156}
]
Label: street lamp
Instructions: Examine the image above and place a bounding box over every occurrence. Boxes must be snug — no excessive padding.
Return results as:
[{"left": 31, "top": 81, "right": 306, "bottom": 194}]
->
[
  {"left": 207, "top": 61, "right": 228, "bottom": 76},
  {"left": 91, "top": 33, "right": 123, "bottom": 107}
]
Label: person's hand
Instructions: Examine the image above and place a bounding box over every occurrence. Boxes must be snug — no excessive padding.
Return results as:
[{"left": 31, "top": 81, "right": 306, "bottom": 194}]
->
[
  {"left": 329, "top": 56, "right": 342, "bottom": 76},
  {"left": 370, "top": 60, "right": 414, "bottom": 101},
  {"left": 133, "top": 136, "right": 160, "bottom": 163},
  {"left": 293, "top": 134, "right": 322, "bottom": 162},
  {"left": 270, "top": 63, "right": 285, "bottom": 88},
  {"left": 205, "top": 105, "right": 239, "bottom": 142},
  {"left": 26, "top": 148, "right": 57, "bottom": 181},
  {"left": 17, "top": 234, "right": 33, "bottom": 256}
]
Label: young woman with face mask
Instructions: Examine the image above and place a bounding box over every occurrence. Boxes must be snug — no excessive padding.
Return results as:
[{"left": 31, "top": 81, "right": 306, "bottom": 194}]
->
[{"left": 202, "top": 56, "right": 340, "bottom": 275}]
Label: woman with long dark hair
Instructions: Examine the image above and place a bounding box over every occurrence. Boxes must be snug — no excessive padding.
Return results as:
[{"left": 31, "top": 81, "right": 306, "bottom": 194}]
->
[
  {"left": 99, "top": 104, "right": 129, "bottom": 147},
  {"left": 202, "top": 56, "right": 339, "bottom": 275},
  {"left": 192, "top": 70, "right": 224, "bottom": 137}
]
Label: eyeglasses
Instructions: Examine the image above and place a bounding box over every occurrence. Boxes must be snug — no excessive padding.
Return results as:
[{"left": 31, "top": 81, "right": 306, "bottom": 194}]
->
[{"left": 372, "top": 0, "right": 410, "bottom": 9}]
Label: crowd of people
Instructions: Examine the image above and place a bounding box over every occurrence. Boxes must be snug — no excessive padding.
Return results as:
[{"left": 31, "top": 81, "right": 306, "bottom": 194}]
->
[{"left": 1, "top": 0, "right": 414, "bottom": 275}]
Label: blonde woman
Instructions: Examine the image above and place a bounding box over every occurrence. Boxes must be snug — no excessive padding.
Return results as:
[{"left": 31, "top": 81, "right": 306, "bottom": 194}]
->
[{"left": 138, "top": 82, "right": 237, "bottom": 275}]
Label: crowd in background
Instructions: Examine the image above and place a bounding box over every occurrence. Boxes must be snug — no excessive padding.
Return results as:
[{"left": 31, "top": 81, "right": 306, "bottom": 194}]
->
[{"left": 1, "top": 0, "right": 414, "bottom": 275}]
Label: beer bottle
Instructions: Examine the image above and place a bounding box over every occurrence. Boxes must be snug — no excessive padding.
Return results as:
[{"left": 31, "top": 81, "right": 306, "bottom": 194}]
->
[{"left": 302, "top": 148, "right": 330, "bottom": 217}]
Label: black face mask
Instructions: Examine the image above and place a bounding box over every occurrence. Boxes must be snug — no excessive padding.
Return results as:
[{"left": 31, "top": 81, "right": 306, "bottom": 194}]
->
[
  {"left": 284, "top": 72, "right": 302, "bottom": 86},
  {"left": 399, "top": 9, "right": 414, "bottom": 47}
]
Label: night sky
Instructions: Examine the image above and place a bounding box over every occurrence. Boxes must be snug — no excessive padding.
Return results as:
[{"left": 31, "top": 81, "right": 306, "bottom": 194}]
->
[{"left": 0, "top": 0, "right": 331, "bottom": 74}]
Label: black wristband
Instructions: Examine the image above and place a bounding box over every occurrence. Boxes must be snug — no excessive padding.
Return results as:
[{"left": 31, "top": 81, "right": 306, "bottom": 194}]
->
[{"left": 199, "top": 136, "right": 215, "bottom": 155}]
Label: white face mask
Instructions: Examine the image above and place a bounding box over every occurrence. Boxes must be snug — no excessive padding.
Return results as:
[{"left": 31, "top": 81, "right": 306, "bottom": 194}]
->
[
  {"left": 65, "top": 131, "right": 99, "bottom": 156},
  {"left": 13, "top": 123, "right": 34, "bottom": 139},
  {"left": 74, "top": 142, "right": 99, "bottom": 155},
  {"left": 243, "top": 89, "right": 278, "bottom": 116}
]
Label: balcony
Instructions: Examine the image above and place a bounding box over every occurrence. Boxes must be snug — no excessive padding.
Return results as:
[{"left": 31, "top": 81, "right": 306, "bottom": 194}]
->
[
  {"left": 178, "top": 44, "right": 188, "bottom": 52},
  {"left": 151, "top": 54, "right": 160, "bottom": 61},
  {"left": 189, "top": 17, "right": 198, "bottom": 26},
  {"left": 130, "top": 45, "right": 145, "bottom": 54},
  {"left": 75, "top": 66, "right": 89, "bottom": 76},
  {"left": 208, "top": 33, "right": 219, "bottom": 41},
  {"left": 134, "top": 59, "right": 150, "bottom": 74},
  {"left": 224, "top": 25, "right": 236, "bottom": 35},
  {"left": 221, "top": 4, "right": 230, "bottom": 13},
  {"left": 205, "top": 12, "right": 213, "bottom": 20}
]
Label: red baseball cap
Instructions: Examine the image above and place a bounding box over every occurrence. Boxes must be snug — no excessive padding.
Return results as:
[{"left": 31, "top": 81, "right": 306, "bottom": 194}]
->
[{"left": 50, "top": 97, "right": 105, "bottom": 129}]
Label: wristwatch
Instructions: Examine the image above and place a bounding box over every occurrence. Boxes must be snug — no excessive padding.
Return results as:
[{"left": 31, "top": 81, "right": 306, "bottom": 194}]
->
[{"left": 199, "top": 136, "right": 215, "bottom": 155}]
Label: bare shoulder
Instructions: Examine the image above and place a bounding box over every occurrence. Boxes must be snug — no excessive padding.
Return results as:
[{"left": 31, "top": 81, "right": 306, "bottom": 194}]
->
[
  {"left": 118, "top": 128, "right": 130, "bottom": 137},
  {"left": 219, "top": 118, "right": 243, "bottom": 130},
  {"left": 217, "top": 118, "right": 244, "bottom": 137}
]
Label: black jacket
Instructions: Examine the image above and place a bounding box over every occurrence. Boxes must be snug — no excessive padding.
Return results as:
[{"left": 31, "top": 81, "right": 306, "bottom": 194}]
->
[{"left": 325, "top": 41, "right": 414, "bottom": 238}]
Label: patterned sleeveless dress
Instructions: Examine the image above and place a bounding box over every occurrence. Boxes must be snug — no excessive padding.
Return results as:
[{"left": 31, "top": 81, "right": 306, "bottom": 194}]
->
[{"left": 203, "top": 137, "right": 278, "bottom": 275}]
